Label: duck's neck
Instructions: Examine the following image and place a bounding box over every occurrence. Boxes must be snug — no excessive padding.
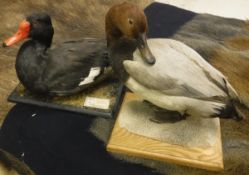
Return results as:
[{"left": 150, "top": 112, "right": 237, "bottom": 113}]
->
[
  {"left": 32, "top": 34, "right": 53, "bottom": 49},
  {"left": 17, "top": 38, "right": 51, "bottom": 60},
  {"left": 32, "top": 39, "right": 50, "bottom": 53},
  {"left": 29, "top": 25, "right": 54, "bottom": 48},
  {"left": 18, "top": 29, "right": 53, "bottom": 57},
  {"left": 16, "top": 38, "right": 51, "bottom": 75},
  {"left": 109, "top": 39, "right": 137, "bottom": 82},
  {"left": 15, "top": 39, "right": 49, "bottom": 91}
]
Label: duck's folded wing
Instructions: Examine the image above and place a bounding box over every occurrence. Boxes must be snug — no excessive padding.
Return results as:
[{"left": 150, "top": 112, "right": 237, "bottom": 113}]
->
[
  {"left": 123, "top": 60, "right": 219, "bottom": 99},
  {"left": 167, "top": 40, "right": 227, "bottom": 89},
  {"left": 53, "top": 38, "right": 108, "bottom": 66},
  {"left": 44, "top": 39, "right": 108, "bottom": 90},
  {"left": 166, "top": 39, "right": 239, "bottom": 101}
]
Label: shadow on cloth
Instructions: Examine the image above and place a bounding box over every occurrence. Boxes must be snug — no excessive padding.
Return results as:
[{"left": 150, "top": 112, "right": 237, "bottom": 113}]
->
[{"left": 0, "top": 104, "right": 161, "bottom": 175}]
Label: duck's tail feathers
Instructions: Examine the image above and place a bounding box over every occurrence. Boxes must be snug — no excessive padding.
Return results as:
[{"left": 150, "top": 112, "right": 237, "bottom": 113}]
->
[
  {"left": 222, "top": 79, "right": 248, "bottom": 120},
  {"left": 224, "top": 79, "right": 249, "bottom": 109},
  {"left": 222, "top": 78, "right": 238, "bottom": 100},
  {"left": 218, "top": 102, "right": 245, "bottom": 121}
]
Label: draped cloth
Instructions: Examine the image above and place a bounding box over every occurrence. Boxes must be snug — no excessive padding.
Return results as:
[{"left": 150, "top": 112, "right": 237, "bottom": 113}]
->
[{"left": 1, "top": 2, "right": 249, "bottom": 175}]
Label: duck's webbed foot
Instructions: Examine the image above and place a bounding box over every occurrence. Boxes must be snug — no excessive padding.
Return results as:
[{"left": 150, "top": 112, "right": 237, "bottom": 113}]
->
[
  {"left": 143, "top": 100, "right": 187, "bottom": 123},
  {"left": 150, "top": 110, "right": 187, "bottom": 124}
]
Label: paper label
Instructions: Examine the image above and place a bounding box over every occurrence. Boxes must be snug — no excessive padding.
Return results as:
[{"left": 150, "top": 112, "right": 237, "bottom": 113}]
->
[{"left": 84, "top": 97, "right": 110, "bottom": 110}]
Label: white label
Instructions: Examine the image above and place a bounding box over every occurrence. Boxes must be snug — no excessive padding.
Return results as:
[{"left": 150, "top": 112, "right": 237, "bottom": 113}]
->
[{"left": 84, "top": 97, "right": 110, "bottom": 110}]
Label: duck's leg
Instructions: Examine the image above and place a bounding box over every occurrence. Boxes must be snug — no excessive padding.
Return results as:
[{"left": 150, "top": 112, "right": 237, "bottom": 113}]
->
[
  {"left": 143, "top": 100, "right": 187, "bottom": 123},
  {"left": 150, "top": 110, "right": 187, "bottom": 124}
]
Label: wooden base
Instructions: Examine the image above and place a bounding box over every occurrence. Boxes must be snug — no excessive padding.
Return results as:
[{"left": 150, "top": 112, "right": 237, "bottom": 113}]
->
[{"left": 107, "top": 93, "right": 224, "bottom": 171}]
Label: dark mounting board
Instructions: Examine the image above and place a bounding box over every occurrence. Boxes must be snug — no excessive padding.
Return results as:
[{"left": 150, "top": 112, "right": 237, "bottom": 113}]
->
[{"left": 8, "top": 79, "right": 125, "bottom": 118}]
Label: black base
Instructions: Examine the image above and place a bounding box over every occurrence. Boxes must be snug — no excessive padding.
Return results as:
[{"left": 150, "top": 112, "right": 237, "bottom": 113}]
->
[{"left": 8, "top": 79, "right": 124, "bottom": 118}]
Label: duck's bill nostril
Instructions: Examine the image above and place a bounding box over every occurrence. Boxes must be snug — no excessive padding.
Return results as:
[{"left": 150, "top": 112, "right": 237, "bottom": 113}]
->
[{"left": 2, "top": 42, "right": 8, "bottom": 48}]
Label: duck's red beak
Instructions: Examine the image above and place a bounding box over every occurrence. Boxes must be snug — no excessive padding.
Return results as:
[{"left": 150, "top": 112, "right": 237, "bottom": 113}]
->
[{"left": 3, "top": 20, "right": 30, "bottom": 47}]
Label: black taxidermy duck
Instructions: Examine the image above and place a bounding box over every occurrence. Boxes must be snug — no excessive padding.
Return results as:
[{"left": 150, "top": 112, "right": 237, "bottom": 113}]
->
[
  {"left": 3, "top": 13, "right": 109, "bottom": 96},
  {"left": 106, "top": 2, "right": 245, "bottom": 120}
]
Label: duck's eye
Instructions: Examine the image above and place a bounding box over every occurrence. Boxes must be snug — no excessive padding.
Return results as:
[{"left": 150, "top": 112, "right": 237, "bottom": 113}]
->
[
  {"left": 128, "top": 18, "right": 134, "bottom": 25},
  {"left": 32, "top": 21, "right": 40, "bottom": 27}
]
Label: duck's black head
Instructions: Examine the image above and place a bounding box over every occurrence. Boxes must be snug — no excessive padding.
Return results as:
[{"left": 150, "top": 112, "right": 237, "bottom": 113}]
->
[
  {"left": 26, "top": 13, "right": 54, "bottom": 47},
  {"left": 3, "top": 12, "right": 54, "bottom": 48}
]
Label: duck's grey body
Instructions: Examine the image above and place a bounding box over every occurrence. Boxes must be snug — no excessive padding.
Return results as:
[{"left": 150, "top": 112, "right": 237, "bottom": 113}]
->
[{"left": 124, "top": 39, "right": 239, "bottom": 117}]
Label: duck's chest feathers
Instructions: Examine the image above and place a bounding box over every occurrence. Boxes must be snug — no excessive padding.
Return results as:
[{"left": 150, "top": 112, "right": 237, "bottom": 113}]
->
[
  {"left": 109, "top": 40, "right": 136, "bottom": 82},
  {"left": 15, "top": 41, "right": 47, "bottom": 84},
  {"left": 109, "top": 50, "right": 133, "bottom": 82}
]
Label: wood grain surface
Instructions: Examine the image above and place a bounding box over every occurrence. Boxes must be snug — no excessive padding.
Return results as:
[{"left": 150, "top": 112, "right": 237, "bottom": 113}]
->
[{"left": 107, "top": 92, "right": 224, "bottom": 171}]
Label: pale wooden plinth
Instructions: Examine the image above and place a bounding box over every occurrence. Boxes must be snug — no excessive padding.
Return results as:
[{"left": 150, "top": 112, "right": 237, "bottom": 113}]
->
[{"left": 107, "top": 93, "right": 224, "bottom": 171}]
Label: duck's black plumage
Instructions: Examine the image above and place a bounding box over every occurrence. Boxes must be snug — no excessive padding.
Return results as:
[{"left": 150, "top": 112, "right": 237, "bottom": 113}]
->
[
  {"left": 16, "top": 38, "right": 108, "bottom": 96},
  {"left": 7, "top": 13, "right": 109, "bottom": 96}
]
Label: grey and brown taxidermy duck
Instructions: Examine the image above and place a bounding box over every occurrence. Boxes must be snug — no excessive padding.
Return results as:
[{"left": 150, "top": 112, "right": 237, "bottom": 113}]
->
[{"left": 105, "top": 2, "right": 245, "bottom": 120}]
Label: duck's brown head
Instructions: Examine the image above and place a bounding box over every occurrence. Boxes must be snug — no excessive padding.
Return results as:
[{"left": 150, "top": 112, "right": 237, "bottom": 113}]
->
[{"left": 105, "top": 2, "right": 155, "bottom": 65}]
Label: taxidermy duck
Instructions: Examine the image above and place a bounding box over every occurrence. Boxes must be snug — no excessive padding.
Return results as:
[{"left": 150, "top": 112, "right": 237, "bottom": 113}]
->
[
  {"left": 3, "top": 13, "right": 109, "bottom": 96},
  {"left": 106, "top": 2, "right": 244, "bottom": 120}
]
